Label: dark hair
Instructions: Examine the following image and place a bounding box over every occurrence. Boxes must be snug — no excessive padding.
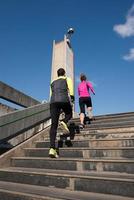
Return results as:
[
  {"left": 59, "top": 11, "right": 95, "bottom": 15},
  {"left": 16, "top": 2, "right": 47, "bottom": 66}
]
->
[
  {"left": 80, "top": 73, "right": 87, "bottom": 81},
  {"left": 57, "top": 68, "right": 65, "bottom": 76}
]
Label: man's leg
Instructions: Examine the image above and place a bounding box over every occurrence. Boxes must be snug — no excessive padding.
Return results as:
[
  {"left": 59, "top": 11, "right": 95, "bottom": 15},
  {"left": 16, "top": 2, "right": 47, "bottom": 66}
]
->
[
  {"left": 59, "top": 102, "right": 72, "bottom": 132},
  {"left": 49, "top": 103, "right": 60, "bottom": 149},
  {"left": 60, "top": 103, "right": 73, "bottom": 146},
  {"left": 63, "top": 103, "right": 72, "bottom": 123}
]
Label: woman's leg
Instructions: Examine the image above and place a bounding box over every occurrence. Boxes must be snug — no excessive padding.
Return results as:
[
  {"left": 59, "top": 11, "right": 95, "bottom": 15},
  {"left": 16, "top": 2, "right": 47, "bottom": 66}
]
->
[
  {"left": 87, "top": 106, "right": 93, "bottom": 119},
  {"left": 79, "top": 97, "right": 85, "bottom": 126},
  {"left": 80, "top": 113, "right": 85, "bottom": 124},
  {"left": 85, "top": 97, "right": 93, "bottom": 119}
]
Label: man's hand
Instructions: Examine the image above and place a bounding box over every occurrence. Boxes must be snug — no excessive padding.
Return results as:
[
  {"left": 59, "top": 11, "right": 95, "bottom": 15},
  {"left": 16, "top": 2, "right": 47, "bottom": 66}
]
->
[{"left": 70, "top": 95, "right": 75, "bottom": 103}]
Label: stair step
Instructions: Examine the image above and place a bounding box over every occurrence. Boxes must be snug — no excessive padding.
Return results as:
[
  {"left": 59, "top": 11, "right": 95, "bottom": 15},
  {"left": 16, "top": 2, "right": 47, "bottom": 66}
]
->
[
  {"left": 40, "top": 130, "right": 134, "bottom": 141},
  {"left": 1, "top": 112, "right": 134, "bottom": 199},
  {"left": 0, "top": 180, "right": 133, "bottom": 200},
  {"left": 72, "top": 112, "right": 134, "bottom": 121},
  {"left": 0, "top": 168, "right": 134, "bottom": 198},
  {"left": 24, "top": 147, "right": 134, "bottom": 159},
  {"left": 68, "top": 122, "right": 134, "bottom": 134},
  {"left": 11, "top": 157, "right": 134, "bottom": 174},
  {"left": 35, "top": 138, "right": 134, "bottom": 148},
  {"left": 82, "top": 122, "right": 134, "bottom": 129},
  {"left": 73, "top": 115, "right": 134, "bottom": 123},
  {"left": 73, "top": 118, "right": 134, "bottom": 127},
  {"left": 0, "top": 188, "right": 62, "bottom": 200},
  {"left": 74, "top": 131, "right": 134, "bottom": 140}
]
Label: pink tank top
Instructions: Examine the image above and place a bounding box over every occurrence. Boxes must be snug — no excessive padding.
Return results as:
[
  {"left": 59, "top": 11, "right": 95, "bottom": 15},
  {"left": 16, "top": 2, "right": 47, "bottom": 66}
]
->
[{"left": 78, "top": 81, "right": 95, "bottom": 97}]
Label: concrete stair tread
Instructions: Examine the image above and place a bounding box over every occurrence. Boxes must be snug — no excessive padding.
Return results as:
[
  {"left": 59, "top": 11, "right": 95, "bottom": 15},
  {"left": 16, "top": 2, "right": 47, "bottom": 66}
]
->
[
  {"left": 1, "top": 111, "right": 134, "bottom": 198},
  {"left": 1, "top": 167, "right": 134, "bottom": 181},
  {"left": 87, "top": 120, "right": 134, "bottom": 125},
  {"left": 12, "top": 156, "right": 134, "bottom": 162},
  {"left": 73, "top": 117, "right": 134, "bottom": 124},
  {"left": 79, "top": 124, "right": 134, "bottom": 130},
  {"left": 72, "top": 111, "right": 134, "bottom": 120},
  {"left": 38, "top": 132, "right": 134, "bottom": 141},
  {"left": 24, "top": 147, "right": 134, "bottom": 150},
  {"left": 76, "top": 130, "right": 134, "bottom": 135},
  {"left": 78, "top": 129, "right": 134, "bottom": 133},
  {"left": 35, "top": 137, "right": 134, "bottom": 148},
  {"left": 37, "top": 137, "right": 134, "bottom": 142},
  {"left": 43, "top": 127, "right": 134, "bottom": 134},
  {"left": 73, "top": 118, "right": 134, "bottom": 123},
  {"left": 0, "top": 181, "right": 133, "bottom": 200}
]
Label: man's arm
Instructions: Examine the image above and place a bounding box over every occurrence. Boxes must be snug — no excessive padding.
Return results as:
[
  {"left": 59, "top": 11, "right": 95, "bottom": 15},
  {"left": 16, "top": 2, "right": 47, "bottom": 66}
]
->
[{"left": 66, "top": 77, "right": 75, "bottom": 102}]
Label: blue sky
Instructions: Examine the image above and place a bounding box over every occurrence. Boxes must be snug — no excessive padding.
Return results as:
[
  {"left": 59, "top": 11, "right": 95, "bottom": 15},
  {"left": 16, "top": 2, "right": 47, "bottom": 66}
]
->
[{"left": 0, "top": 0, "right": 134, "bottom": 115}]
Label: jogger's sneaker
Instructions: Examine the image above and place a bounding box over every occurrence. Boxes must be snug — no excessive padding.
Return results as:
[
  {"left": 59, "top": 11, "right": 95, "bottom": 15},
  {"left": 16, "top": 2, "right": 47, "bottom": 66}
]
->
[
  {"left": 79, "top": 124, "right": 84, "bottom": 129},
  {"left": 59, "top": 121, "right": 69, "bottom": 133},
  {"left": 49, "top": 148, "right": 59, "bottom": 158},
  {"left": 65, "top": 137, "right": 73, "bottom": 147}
]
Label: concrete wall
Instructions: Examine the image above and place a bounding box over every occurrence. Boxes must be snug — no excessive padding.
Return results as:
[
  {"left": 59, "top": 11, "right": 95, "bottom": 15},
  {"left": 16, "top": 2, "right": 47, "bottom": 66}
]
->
[
  {"left": 0, "top": 81, "right": 40, "bottom": 108},
  {"left": 0, "top": 102, "right": 50, "bottom": 143},
  {"left": 0, "top": 103, "right": 17, "bottom": 116},
  {"left": 0, "top": 102, "right": 51, "bottom": 154}
]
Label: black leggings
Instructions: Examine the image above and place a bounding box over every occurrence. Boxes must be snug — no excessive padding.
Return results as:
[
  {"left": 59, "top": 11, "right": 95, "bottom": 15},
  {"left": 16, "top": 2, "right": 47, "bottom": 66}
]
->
[
  {"left": 79, "top": 97, "right": 92, "bottom": 114},
  {"left": 50, "top": 102, "right": 72, "bottom": 148}
]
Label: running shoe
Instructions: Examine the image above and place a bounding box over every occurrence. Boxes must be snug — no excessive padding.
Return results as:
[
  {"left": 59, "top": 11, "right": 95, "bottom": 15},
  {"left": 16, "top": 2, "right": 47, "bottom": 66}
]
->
[
  {"left": 49, "top": 148, "right": 59, "bottom": 158},
  {"left": 59, "top": 121, "right": 70, "bottom": 133}
]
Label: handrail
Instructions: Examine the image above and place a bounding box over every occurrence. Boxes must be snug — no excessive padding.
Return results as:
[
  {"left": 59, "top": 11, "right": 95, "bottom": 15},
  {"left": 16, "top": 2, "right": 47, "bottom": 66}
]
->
[
  {"left": 0, "top": 108, "right": 49, "bottom": 127},
  {"left": 0, "top": 81, "right": 40, "bottom": 108},
  {"left": 0, "top": 102, "right": 50, "bottom": 143}
]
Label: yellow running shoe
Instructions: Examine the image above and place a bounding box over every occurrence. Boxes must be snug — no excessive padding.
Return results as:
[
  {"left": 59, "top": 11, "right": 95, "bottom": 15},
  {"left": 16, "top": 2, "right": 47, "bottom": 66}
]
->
[
  {"left": 49, "top": 148, "right": 59, "bottom": 158},
  {"left": 60, "top": 121, "right": 69, "bottom": 133}
]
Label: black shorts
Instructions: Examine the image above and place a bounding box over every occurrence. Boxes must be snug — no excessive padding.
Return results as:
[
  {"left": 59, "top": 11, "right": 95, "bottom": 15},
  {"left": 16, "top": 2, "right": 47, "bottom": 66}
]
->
[{"left": 79, "top": 97, "right": 92, "bottom": 114}]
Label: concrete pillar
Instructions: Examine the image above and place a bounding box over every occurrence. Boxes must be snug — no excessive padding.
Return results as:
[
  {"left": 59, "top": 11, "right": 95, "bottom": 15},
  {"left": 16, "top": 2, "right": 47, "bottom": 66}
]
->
[
  {"left": 50, "top": 33, "right": 75, "bottom": 114},
  {"left": 51, "top": 35, "right": 74, "bottom": 88}
]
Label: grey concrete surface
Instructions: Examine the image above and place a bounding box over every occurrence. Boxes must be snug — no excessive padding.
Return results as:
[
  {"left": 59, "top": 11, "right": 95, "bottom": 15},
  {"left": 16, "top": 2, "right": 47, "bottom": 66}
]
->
[
  {"left": 0, "top": 103, "right": 17, "bottom": 116},
  {"left": 0, "top": 81, "right": 40, "bottom": 108},
  {"left": 0, "top": 103, "right": 50, "bottom": 142}
]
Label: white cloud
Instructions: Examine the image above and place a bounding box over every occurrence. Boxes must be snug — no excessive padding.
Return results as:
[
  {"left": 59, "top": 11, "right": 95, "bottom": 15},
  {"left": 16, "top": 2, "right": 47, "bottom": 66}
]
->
[
  {"left": 123, "top": 48, "right": 134, "bottom": 61},
  {"left": 113, "top": 4, "right": 134, "bottom": 37}
]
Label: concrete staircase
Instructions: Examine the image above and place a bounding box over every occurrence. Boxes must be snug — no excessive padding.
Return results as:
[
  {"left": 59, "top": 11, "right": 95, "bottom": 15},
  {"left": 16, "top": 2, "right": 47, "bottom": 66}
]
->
[{"left": 0, "top": 112, "right": 134, "bottom": 199}]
